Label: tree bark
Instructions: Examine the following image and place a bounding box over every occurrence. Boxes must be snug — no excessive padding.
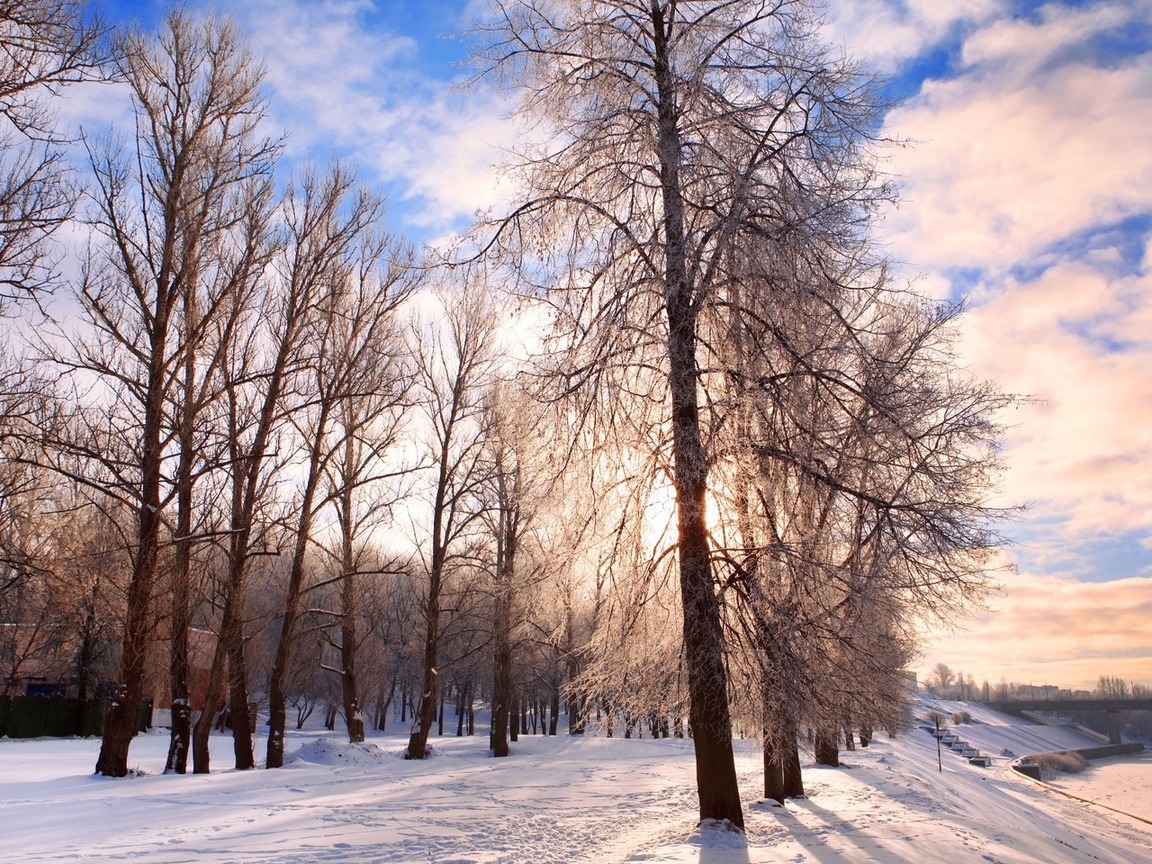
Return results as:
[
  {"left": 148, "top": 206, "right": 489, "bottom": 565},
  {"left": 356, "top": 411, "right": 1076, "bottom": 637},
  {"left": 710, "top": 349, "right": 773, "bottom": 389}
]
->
[
  {"left": 651, "top": 3, "right": 744, "bottom": 830},
  {"left": 95, "top": 299, "right": 169, "bottom": 778},
  {"left": 814, "top": 730, "right": 840, "bottom": 767},
  {"left": 490, "top": 596, "right": 512, "bottom": 756},
  {"left": 340, "top": 447, "right": 364, "bottom": 745},
  {"left": 267, "top": 402, "right": 330, "bottom": 767},
  {"left": 405, "top": 577, "right": 440, "bottom": 758},
  {"left": 225, "top": 613, "right": 255, "bottom": 769}
]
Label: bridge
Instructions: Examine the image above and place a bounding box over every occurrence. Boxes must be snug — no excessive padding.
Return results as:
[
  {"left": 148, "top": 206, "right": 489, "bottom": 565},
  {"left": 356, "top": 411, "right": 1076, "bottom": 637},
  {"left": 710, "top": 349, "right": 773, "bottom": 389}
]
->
[{"left": 990, "top": 699, "right": 1152, "bottom": 744}]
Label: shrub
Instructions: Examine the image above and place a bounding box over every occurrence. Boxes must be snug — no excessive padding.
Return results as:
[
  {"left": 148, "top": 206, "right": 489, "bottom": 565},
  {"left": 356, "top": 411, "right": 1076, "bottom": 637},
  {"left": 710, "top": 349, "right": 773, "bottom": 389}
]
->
[
  {"left": 924, "top": 711, "right": 948, "bottom": 728},
  {"left": 951, "top": 711, "right": 972, "bottom": 725},
  {"left": 1034, "top": 751, "right": 1087, "bottom": 778}
]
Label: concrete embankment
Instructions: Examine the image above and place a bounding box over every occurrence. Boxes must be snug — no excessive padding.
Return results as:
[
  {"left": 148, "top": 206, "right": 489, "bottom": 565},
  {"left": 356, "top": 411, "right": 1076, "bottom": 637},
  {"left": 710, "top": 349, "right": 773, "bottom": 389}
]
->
[{"left": 1012, "top": 742, "right": 1145, "bottom": 780}]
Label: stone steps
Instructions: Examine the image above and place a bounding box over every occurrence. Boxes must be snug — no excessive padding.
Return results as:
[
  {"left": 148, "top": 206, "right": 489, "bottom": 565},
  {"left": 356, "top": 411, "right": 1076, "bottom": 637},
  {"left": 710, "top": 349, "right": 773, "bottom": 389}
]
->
[{"left": 922, "top": 725, "right": 992, "bottom": 768}]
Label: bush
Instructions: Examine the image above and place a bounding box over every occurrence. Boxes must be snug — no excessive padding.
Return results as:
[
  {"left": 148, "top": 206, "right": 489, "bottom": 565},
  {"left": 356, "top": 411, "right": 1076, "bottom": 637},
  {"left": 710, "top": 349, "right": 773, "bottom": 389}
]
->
[
  {"left": 951, "top": 711, "right": 972, "bottom": 725},
  {"left": 924, "top": 711, "right": 948, "bottom": 728},
  {"left": 1033, "top": 751, "right": 1087, "bottom": 778}
]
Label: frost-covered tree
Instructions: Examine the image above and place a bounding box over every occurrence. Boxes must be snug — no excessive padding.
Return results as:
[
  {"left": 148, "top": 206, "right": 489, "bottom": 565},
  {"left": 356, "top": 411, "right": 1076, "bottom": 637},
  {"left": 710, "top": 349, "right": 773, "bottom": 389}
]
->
[{"left": 476, "top": 0, "right": 903, "bottom": 826}]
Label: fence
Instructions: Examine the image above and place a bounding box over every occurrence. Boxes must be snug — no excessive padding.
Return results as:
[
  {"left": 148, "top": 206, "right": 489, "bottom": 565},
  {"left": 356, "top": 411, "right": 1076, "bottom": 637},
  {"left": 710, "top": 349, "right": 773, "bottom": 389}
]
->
[{"left": 0, "top": 697, "right": 152, "bottom": 738}]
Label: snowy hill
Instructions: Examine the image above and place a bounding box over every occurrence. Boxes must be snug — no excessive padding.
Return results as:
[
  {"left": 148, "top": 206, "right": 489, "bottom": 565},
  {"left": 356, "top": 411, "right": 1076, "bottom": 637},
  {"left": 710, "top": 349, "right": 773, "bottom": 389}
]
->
[
  {"left": 1, "top": 696, "right": 1149, "bottom": 863},
  {"left": 916, "top": 694, "right": 1116, "bottom": 761}
]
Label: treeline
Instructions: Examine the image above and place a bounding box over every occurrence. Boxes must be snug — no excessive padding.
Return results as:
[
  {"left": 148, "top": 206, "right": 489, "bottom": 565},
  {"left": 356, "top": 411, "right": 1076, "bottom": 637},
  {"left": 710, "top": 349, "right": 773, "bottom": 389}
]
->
[
  {"left": 927, "top": 665, "right": 1151, "bottom": 703},
  {"left": 0, "top": 1, "right": 1013, "bottom": 827}
]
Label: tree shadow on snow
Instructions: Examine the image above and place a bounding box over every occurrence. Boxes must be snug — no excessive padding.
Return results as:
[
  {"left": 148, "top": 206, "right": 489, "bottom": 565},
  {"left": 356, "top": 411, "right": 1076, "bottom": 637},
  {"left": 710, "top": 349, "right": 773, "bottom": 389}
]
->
[
  {"left": 692, "top": 819, "right": 751, "bottom": 864},
  {"left": 752, "top": 794, "right": 933, "bottom": 864}
]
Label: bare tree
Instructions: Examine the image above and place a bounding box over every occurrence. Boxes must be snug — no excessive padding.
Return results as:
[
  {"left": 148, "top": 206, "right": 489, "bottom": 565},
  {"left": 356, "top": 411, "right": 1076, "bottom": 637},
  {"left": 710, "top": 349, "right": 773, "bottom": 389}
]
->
[
  {"left": 475, "top": 1, "right": 1017, "bottom": 823},
  {"left": 479, "top": 385, "right": 559, "bottom": 757},
  {"left": 1095, "top": 675, "right": 1129, "bottom": 700},
  {"left": 716, "top": 266, "right": 1009, "bottom": 785},
  {"left": 0, "top": 1, "right": 111, "bottom": 642},
  {"left": 405, "top": 278, "right": 497, "bottom": 761},
  {"left": 0, "top": 0, "right": 110, "bottom": 313},
  {"left": 264, "top": 206, "right": 418, "bottom": 767},
  {"left": 43, "top": 9, "right": 278, "bottom": 777},
  {"left": 475, "top": 0, "right": 890, "bottom": 826},
  {"left": 191, "top": 165, "right": 389, "bottom": 773}
]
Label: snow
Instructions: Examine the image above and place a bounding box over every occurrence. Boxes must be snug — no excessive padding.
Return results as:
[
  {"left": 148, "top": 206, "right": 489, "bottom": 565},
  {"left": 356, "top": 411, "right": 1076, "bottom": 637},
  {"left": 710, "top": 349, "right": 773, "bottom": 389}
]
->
[
  {"left": 288, "top": 737, "right": 391, "bottom": 767},
  {"left": 1046, "top": 750, "right": 1152, "bottom": 823},
  {"left": 1, "top": 696, "right": 1149, "bottom": 863}
]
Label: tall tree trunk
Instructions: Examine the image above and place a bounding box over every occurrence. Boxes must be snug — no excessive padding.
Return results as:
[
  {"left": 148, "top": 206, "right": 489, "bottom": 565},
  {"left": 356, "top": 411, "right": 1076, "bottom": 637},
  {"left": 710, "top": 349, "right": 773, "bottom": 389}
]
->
[
  {"left": 490, "top": 588, "right": 512, "bottom": 756},
  {"left": 165, "top": 300, "right": 197, "bottom": 775},
  {"left": 192, "top": 643, "right": 227, "bottom": 774},
  {"left": 406, "top": 382, "right": 453, "bottom": 759},
  {"left": 780, "top": 713, "right": 804, "bottom": 798},
  {"left": 406, "top": 577, "right": 440, "bottom": 759},
  {"left": 339, "top": 450, "right": 364, "bottom": 744},
  {"left": 764, "top": 735, "right": 786, "bottom": 805},
  {"left": 225, "top": 612, "right": 254, "bottom": 769},
  {"left": 342, "top": 634, "right": 364, "bottom": 742},
  {"left": 376, "top": 681, "right": 395, "bottom": 732},
  {"left": 651, "top": 3, "right": 743, "bottom": 829},
  {"left": 267, "top": 402, "right": 331, "bottom": 767},
  {"left": 95, "top": 307, "right": 169, "bottom": 777},
  {"left": 165, "top": 537, "right": 192, "bottom": 773},
  {"left": 762, "top": 702, "right": 804, "bottom": 802}
]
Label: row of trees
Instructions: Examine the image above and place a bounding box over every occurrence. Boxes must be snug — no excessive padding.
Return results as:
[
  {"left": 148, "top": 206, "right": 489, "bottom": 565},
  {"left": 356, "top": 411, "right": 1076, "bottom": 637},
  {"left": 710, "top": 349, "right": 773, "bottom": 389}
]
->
[
  {"left": 928, "top": 664, "right": 1152, "bottom": 703},
  {"left": 0, "top": 0, "right": 1012, "bottom": 829}
]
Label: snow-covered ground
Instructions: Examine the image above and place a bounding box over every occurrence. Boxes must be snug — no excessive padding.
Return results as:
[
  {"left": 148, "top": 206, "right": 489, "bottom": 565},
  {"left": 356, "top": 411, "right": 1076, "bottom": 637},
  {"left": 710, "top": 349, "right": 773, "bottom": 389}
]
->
[
  {"left": 1046, "top": 750, "right": 1152, "bottom": 823},
  {"left": 1, "top": 696, "right": 1149, "bottom": 863}
]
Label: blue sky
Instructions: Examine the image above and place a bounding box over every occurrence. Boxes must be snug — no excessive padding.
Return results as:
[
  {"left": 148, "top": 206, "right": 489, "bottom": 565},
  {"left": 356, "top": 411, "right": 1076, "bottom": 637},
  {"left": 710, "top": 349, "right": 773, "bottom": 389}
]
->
[{"left": 84, "top": 0, "right": 1152, "bottom": 690}]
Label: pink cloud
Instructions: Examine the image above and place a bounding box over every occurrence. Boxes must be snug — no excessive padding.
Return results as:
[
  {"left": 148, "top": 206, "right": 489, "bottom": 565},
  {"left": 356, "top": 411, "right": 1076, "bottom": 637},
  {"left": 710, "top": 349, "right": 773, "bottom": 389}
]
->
[
  {"left": 882, "top": 11, "right": 1152, "bottom": 273},
  {"left": 958, "top": 262, "right": 1152, "bottom": 537},
  {"left": 922, "top": 571, "right": 1152, "bottom": 690}
]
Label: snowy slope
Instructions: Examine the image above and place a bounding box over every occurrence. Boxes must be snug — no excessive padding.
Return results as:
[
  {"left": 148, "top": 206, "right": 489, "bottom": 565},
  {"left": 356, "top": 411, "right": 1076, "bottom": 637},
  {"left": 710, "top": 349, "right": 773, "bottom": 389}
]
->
[
  {"left": 917, "top": 695, "right": 1111, "bottom": 762},
  {"left": 0, "top": 698, "right": 1149, "bottom": 864}
]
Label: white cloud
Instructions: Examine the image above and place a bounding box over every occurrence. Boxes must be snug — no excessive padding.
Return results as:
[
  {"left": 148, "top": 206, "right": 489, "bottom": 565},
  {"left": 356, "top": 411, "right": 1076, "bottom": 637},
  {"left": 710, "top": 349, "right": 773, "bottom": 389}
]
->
[
  {"left": 870, "top": 2, "right": 1152, "bottom": 558},
  {"left": 960, "top": 1, "right": 1133, "bottom": 71},
  {"left": 884, "top": 55, "right": 1152, "bottom": 272},
  {"left": 54, "top": 80, "right": 135, "bottom": 138},
  {"left": 227, "top": 0, "right": 514, "bottom": 238},
  {"left": 868, "top": 4, "right": 1152, "bottom": 685},
  {"left": 825, "top": 0, "right": 1003, "bottom": 72}
]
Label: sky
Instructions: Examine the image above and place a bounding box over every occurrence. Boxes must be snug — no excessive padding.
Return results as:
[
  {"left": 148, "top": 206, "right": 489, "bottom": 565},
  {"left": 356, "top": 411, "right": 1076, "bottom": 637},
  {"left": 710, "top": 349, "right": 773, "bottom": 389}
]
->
[{"left": 78, "top": 0, "right": 1152, "bottom": 692}]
